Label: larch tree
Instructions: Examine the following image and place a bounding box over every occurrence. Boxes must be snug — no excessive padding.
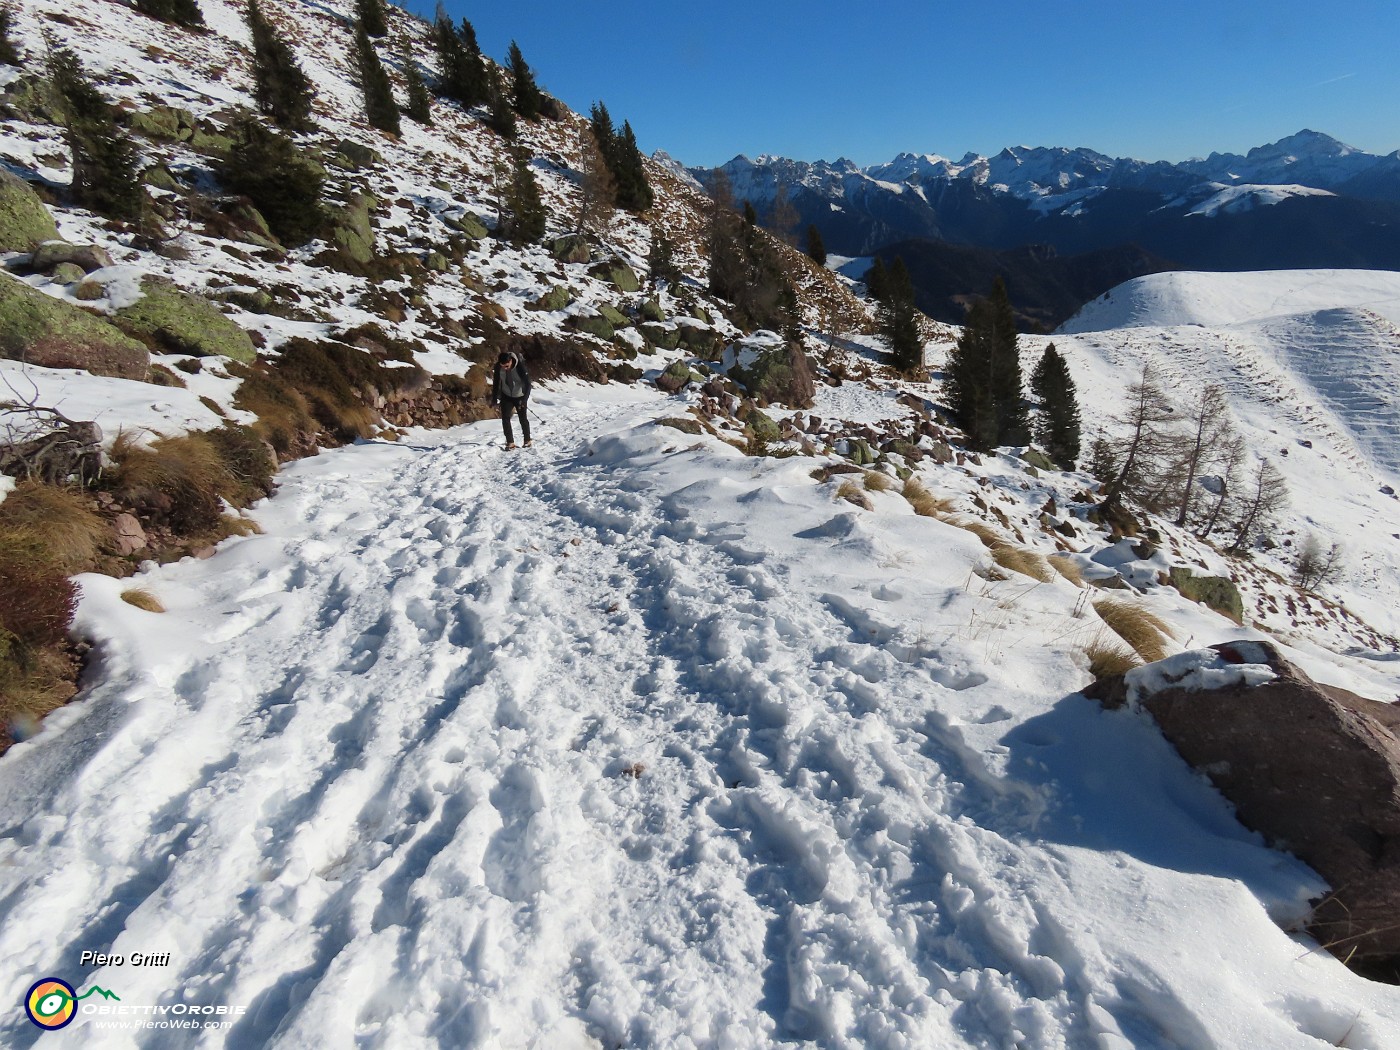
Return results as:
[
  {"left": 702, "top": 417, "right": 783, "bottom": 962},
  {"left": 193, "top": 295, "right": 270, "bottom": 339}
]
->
[
  {"left": 805, "top": 224, "right": 826, "bottom": 267},
  {"left": 1099, "top": 363, "right": 1178, "bottom": 514},
  {"left": 1227, "top": 459, "right": 1289, "bottom": 554}
]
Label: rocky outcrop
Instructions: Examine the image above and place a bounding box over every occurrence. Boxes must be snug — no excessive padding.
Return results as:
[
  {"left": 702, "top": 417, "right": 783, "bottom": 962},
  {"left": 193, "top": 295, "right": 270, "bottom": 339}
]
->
[
  {"left": 550, "top": 234, "right": 590, "bottom": 264},
  {"left": 114, "top": 277, "right": 256, "bottom": 363},
  {"left": 729, "top": 342, "right": 817, "bottom": 408},
  {"left": 0, "top": 274, "right": 149, "bottom": 379},
  {"left": 0, "top": 171, "right": 59, "bottom": 253},
  {"left": 588, "top": 258, "right": 640, "bottom": 293},
  {"left": 328, "top": 193, "right": 377, "bottom": 268},
  {"left": 1087, "top": 641, "right": 1400, "bottom": 974}
]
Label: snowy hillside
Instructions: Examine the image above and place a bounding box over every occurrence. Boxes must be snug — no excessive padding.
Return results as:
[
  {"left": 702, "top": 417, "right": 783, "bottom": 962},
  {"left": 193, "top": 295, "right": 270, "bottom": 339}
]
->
[
  {"left": 1052, "top": 269, "right": 1400, "bottom": 639},
  {"left": 2, "top": 2, "right": 1400, "bottom": 1048}
]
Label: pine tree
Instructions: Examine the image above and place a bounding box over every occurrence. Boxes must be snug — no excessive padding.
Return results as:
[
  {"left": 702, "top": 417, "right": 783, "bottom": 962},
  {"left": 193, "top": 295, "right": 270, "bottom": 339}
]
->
[
  {"left": 45, "top": 40, "right": 144, "bottom": 222},
  {"left": 944, "top": 296, "right": 999, "bottom": 450},
  {"left": 986, "top": 278, "right": 1029, "bottom": 445},
  {"left": 0, "top": 5, "right": 20, "bottom": 66},
  {"left": 613, "top": 121, "right": 652, "bottom": 212},
  {"left": 507, "top": 40, "right": 542, "bottom": 121},
  {"left": 246, "top": 0, "right": 315, "bottom": 132},
  {"left": 589, "top": 102, "right": 616, "bottom": 167},
  {"left": 648, "top": 230, "right": 678, "bottom": 286},
  {"left": 352, "top": 18, "right": 400, "bottom": 135},
  {"left": 354, "top": 0, "right": 386, "bottom": 39},
  {"left": 865, "top": 257, "right": 888, "bottom": 302},
  {"left": 879, "top": 257, "right": 923, "bottom": 374},
  {"left": 484, "top": 67, "right": 516, "bottom": 139},
  {"left": 805, "top": 224, "right": 826, "bottom": 267},
  {"left": 215, "top": 115, "right": 325, "bottom": 246},
  {"left": 400, "top": 41, "right": 431, "bottom": 125},
  {"left": 135, "top": 0, "right": 206, "bottom": 29},
  {"left": 431, "top": 10, "right": 486, "bottom": 109},
  {"left": 499, "top": 148, "right": 545, "bottom": 244},
  {"left": 1030, "top": 343, "right": 1081, "bottom": 468}
]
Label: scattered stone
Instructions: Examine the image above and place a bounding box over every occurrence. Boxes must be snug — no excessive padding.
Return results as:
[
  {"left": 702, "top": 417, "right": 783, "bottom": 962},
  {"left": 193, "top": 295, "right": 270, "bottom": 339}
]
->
[
  {"left": 638, "top": 323, "right": 681, "bottom": 351},
  {"left": 655, "top": 416, "right": 703, "bottom": 435},
  {"left": 640, "top": 298, "right": 665, "bottom": 323},
  {"left": 331, "top": 138, "right": 383, "bottom": 170},
  {"left": 113, "top": 512, "right": 147, "bottom": 555},
  {"left": 48, "top": 262, "right": 86, "bottom": 285},
  {"left": 530, "top": 286, "right": 571, "bottom": 312},
  {"left": 655, "top": 360, "right": 701, "bottom": 394},
  {"left": 327, "top": 193, "right": 377, "bottom": 268},
  {"left": 588, "top": 258, "right": 640, "bottom": 292},
  {"left": 550, "top": 234, "right": 590, "bottom": 264},
  {"left": 1022, "top": 448, "right": 1056, "bottom": 472},
  {"left": 598, "top": 304, "right": 630, "bottom": 330},
  {"left": 31, "top": 240, "right": 114, "bottom": 274}
]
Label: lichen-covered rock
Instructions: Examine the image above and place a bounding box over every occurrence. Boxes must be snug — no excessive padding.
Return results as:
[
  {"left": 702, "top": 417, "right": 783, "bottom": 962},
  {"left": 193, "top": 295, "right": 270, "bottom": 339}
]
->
[
  {"left": 729, "top": 342, "right": 817, "bottom": 408},
  {"left": 1022, "top": 448, "right": 1056, "bottom": 472},
  {"left": 328, "top": 193, "right": 376, "bottom": 267},
  {"left": 588, "top": 258, "right": 640, "bottom": 293},
  {"left": 738, "top": 402, "right": 781, "bottom": 443},
  {"left": 31, "top": 241, "right": 114, "bottom": 274},
  {"left": 425, "top": 251, "right": 449, "bottom": 272},
  {"left": 1168, "top": 567, "right": 1245, "bottom": 623},
  {"left": 129, "top": 105, "right": 194, "bottom": 141},
  {"left": 114, "top": 277, "right": 256, "bottom": 363},
  {"left": 188, "top": 123, "right": 235, "bottom": 154},
  {"left": 655, "top": 360, "right": 702, "bottom": 394},
  {"left": 48, "top": 262, "right": 86, "bottom": 285},
  {"left": 0, "top": 75, "right": 63, "bottom": 124},
  {"left": 678, "top": 324, "right": 725, "bottom": 361},
  {"left": 550, "top": 235, "right": 590, "bottom": 264},
  {"left": 450, "top": 212, "right": 489, "bottom": 240},
  {"left": 331, "top": 138, "right": 383, "bottom": 170},
  {"left": 141, "top": 165, "right": 182, "bottom": 192},
  {"left": 531, "top": 286, "right": 571, "bottom": 312},
  {"left": 598, "top": 304, "right": 630, "bottom": 329},
  {"left": 0, "top": 171, "right": 59, "bottom": 253},
  {"left": 639, "top": 323, "right": 681, "bottom": 351},
  {"left": 571, "top": 313, "right": 615, "bottom": 341},
  {"left": 0, "top": 273, "right": 148, "bottom": 379},
  {"left": 640, "top": 298, "right": 665, "bottom": 323}
]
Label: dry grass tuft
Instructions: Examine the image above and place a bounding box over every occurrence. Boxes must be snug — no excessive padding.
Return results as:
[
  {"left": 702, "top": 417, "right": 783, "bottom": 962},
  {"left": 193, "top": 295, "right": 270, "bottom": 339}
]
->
[
  {"left": 863, "top": 470, "right": 894, "bottom": 493},
  {"left": 991, "top": 544, "right": 1056, "bottom": 582},
  {"left": 901, "top": 477, "right": 953, "bottom": 518},
  {"left": 950, "top": 515, "right": 1003, "bottom": 549},
  {"left": 1048, "top": 555, "right": 1085, "bottom": 587},
  {"left": 835, "top": 480, "right": 873, "bottom": 510},
  {"left": 1084, "top": 634, "right": 1142, "bottom": 679},
  {"left": 0, "top": 481, "right": 106, "bottom": 573},
  {"left": 121, "top": 588, "right": 165, "bottom": 613},
  {"left": 1093, "top": 596, "right": 1174, "bottom": 663}
]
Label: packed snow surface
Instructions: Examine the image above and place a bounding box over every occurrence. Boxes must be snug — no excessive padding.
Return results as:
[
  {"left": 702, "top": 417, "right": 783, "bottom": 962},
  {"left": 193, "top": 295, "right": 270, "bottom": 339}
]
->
[{"left": 2, "top": 388, "right": 1398, "bottom": 1049}]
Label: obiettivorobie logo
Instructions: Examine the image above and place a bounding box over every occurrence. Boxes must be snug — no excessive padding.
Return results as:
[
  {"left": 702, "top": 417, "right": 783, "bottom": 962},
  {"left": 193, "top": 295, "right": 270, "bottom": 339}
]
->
[{"left": 25, "top": 978, "right": 120, "bottom": 1031}]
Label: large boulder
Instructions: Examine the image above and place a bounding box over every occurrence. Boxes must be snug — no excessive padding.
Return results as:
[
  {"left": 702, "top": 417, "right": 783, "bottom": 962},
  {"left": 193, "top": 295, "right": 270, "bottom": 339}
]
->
[
  {"left": 31, "top": 241, "right": 114, "bottom": 275},
  {"left": 129, "top": 105, "right": 195, "bottom": 142},
  {"left": 588, "top": 258, "right": 640, "bottom": 293},
  {"left": 330, "top": 138, "right": 383, "bottom": 170},
  {"left": 1087, "top": 641, "right": 1400, "bottom": 973},
  {"left": 1168, "top": 566, "right": 1245, "bottom": 623},
  {"left": 730, "top": 342, "right": 817, "bottom": 408},
  {"left": 328, "top": 193, "right": 377, "bottom": 268},
  {"left": 550, "top": 234, "right": 590, "bottom": 264},
  {"left": 114, "top": 277, "right": 256, "bottom": 363},
  {"left": 0, "top": 75, "right": 64, "bottom": 124},
  {"left": 0, "top": 274, "right": 149, "bottom": 379},
  {"left": 0, "top": 171, "right": 59, "bottom": 253}
]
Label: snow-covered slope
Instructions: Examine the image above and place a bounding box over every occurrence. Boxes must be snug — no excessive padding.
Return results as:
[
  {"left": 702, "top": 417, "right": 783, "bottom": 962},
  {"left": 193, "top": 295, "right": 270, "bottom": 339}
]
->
[
  {"left": 3, "top": 390, "right": 1400, "bottom": 1049},
  {"left": 1051, "top": 268, "right": 1400, "bottom": 639}
]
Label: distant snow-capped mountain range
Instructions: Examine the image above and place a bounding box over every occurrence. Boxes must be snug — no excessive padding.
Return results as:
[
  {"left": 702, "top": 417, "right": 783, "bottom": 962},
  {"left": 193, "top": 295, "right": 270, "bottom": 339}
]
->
[{"left": 680, "top": 131, "right": 1400, "bottom": 328}]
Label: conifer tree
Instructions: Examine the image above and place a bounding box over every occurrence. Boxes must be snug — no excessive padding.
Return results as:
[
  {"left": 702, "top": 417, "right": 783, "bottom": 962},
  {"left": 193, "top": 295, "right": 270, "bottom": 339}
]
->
[
  {"left": 485, "top": 67, "right": 516, "bottom": 139},
  {"left": 499, "top": 148, "right": 545, "bottom": 244},
  {"left": 215, "top": 115, "right": 325, "bottom": 246},
  {"left": 879, "top": 257, "right": 923, "bottom": 374},
  {"left": 431, "top": 10, "right": 487, "bottom": 109},
  {"left": 986, "top": 278, "right": 1029, "bottom": 445},
  {"left": 246, "top": 0, "right": 315, "bottom": 132},
  {"left": 944, "top": 280, "right": 1028, "bottom": 450},
  {"left": 400, "top": 41, "right": 431, "bottom": 126},
  {"left": 805, "top": 224, "right": 826, "bottom": 267},
  {"left": 0, "top": 5, "right": 22, "bottom": 66},
  {"left": 865, "top": 257, "right": 888, "bottom": 302},
  {"left": 706, "top": 170, "right": 796, "bottom": 332},
  {"left": 1030, "top": 343, "right": 1081, "bottom": 468},
  {"left": 507, "top": 40, "right": 542, "bottom": 121},
  {"left": 352, "top": 18, "right": 399, "bottom": 135},
  {"left": 589, "top": 102, "right": 616, "bottom": 166},
  {"left": 613, "top": 121, "right": 652, "bottom": 211},
  {"left": 354, "top": 0, "right": 386, "bottom": 39},
  {"left": 45, "top": 40, "right": 144, "bottom": 222},
  {"left": 648, "top": 230, "right": 678, "bottom": 286},
  {"left": 135, "top": 0, "right": 206, "bottom": 29}
]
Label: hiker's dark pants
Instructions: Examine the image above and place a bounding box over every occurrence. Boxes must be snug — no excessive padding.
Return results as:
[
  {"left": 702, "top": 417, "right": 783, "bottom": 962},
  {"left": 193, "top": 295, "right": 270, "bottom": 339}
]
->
[{"left": 499, "top": 396, "right": 530, "bottom": 444}]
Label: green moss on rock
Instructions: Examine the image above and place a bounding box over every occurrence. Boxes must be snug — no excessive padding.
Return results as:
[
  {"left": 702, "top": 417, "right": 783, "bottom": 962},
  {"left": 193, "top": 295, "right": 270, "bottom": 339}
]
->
[
  {"left": 328, "top": 193, "right": 376, "bottom": 267},
  {"left": 571, "top": 313, "right": 615, "bottom": 341},
  {"left": 598, "top": 304, "right": 630, "bottom": 329},
  {"left": 0, "top": 171, "right": 59, "bottom": 253},
  {"left": 588, "top": 259, "right": 640, "bottom": 293},
  {"left": 1168, "top": 567, "right": 1245, "bottom": 623},
  {"left": 115, "top": 277, "right": 256, "bottom": 363},
  {"left": 0, "top": 273, "right": 148, "bottom": 379}
]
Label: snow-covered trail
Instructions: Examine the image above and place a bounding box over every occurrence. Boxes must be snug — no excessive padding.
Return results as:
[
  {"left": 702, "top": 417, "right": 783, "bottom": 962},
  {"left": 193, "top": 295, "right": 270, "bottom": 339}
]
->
[{"left": 3, "top": 391, "right": 1399, "bottom": 1049}]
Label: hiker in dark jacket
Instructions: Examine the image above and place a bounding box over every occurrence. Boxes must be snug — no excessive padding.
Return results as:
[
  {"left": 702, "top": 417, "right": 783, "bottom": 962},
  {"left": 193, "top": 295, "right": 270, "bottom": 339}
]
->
[{"left": 489, "top": 350, "right": 532, "bottom": 449}]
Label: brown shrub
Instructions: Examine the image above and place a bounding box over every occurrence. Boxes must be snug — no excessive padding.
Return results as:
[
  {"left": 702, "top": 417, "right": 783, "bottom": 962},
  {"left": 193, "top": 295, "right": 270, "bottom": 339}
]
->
[
  {"left": 0, "top": 556, "right": 78, "bottom": 648},
  {"left": 0, "top": 481, "right": 105, "bottom": 573}
]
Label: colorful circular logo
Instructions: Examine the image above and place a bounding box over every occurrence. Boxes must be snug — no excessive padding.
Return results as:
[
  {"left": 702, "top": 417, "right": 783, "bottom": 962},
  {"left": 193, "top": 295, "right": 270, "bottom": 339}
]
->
[{"left": 25, "top": 978, "right": 77, "bottom": 1030}]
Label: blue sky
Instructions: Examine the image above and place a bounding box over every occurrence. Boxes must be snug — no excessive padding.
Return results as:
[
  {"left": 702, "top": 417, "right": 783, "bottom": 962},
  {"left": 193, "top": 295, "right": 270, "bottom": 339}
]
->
[{"left": 411, "top": 0, "right": 1400, "bottom": 168}]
